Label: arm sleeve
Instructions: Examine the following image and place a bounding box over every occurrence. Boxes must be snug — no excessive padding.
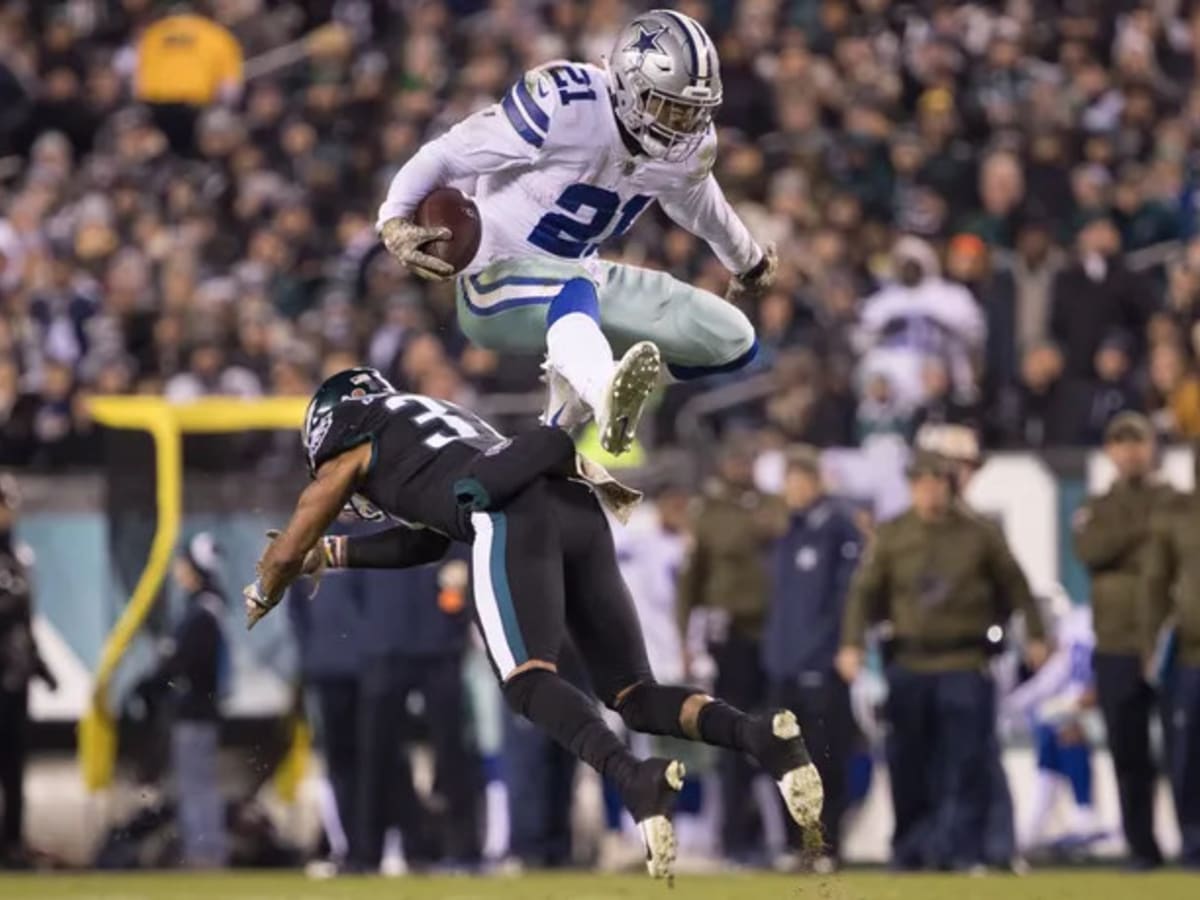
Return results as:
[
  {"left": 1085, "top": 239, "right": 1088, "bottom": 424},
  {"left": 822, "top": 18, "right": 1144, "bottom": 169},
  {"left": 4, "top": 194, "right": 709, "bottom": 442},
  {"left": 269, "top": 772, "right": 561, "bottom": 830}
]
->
[
  {"left": 343, "top": 525, "right": 451, "bottom": 569},
  {"left": 1002, "top": 647, "right": 1073, "bottom": 718},
  {"left": 377, "top": 72, "right": 555, "bottom": 227},
  {"left": 1072, "top": 500, "right": 1146, "bottom": 570},
  {"left": 658, "top": 170, "right": 762, "bottom": 275},
  {"left": 833, "top": 516, "right": 864, "bottom": 611},
  {"left": 1141, "top": 510, "right": 1176, "bottom": 656},
  {"left": 986, "top": 526, "right": 1045, "bottom": 641},
  {"left": 842, "top": 533, "right": 888, "bottom": 649}
]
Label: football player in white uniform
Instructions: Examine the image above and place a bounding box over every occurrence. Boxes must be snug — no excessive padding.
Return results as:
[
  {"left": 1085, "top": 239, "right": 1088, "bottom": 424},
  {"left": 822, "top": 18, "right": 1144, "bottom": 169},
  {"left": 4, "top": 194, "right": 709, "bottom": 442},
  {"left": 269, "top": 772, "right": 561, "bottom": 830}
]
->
[
  {"left": 376, "top": 9, "right": 775, "bottom": 454},
  {"left": 1002, "top": 592, "right": 1106, "bottom": 854}
]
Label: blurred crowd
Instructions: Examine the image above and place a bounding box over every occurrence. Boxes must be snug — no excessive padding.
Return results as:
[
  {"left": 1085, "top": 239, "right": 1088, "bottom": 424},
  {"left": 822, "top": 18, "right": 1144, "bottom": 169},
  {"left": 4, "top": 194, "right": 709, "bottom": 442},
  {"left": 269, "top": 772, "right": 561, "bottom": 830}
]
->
[{"left": 9, "top": 0, "right": 1200, "bottom": 468}]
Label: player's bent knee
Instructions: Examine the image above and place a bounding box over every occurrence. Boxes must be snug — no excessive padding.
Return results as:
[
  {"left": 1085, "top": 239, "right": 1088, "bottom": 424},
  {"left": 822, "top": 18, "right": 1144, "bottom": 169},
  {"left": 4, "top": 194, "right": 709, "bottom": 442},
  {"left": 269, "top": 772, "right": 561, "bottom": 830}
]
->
[
  {"left": 667, "top": 312, "right": 758, "bottom": 381},
  {"left": 501, "top": 662, "right": 558, "bottom": 716},
  {"left": 613, "top": 681, "right": 705, "bottom": 737}
]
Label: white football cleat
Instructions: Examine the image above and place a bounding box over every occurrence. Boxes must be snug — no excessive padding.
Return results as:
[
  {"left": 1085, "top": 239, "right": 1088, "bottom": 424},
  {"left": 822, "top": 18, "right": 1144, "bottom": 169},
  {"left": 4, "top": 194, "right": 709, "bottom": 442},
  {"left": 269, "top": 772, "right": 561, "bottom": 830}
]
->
[
  {"left": 540, "top": 360, "right": 591, "bottom": 430},
  {"left": 597, "top": 341, "right": 661, "bottom": 455},
  {"left": 772, "top": 710, "right": 825, "bottom": 834},
  {"left": 634, "top": 759, "right": 685, "bottom": 882},
  {"left": 639, "top": 814, "right": 678, "bottom": 882}
]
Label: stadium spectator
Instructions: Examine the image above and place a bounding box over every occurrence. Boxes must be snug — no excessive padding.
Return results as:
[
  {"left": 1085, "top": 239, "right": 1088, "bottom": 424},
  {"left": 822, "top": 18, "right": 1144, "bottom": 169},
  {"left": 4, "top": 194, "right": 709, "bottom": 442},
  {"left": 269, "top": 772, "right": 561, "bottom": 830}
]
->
[
  {"left": 1143, "top": 446, "right": 1200, "bottom": 870},
  {"left": 988, "top": 342, "right": 1088, "bottom": 449},
  {"left": 149, "top": 533, "right": 230, "bottom": 869},
  {"left": 855, "top": 236, "right": 984, "bottom": 412},
  {"left": 353, "top": 549, "right": 480, "bottom": 870},
  {"left": 763, "top": 446, "right": 861, "bottom": 870},
  {"left": 910, "top": 358, "right": 979, "bottom": 436},
  {"left": 944, "top": 232, "right": 1016, "bottom": 396},
  {"left": 838, "top": 452, "right": 1046, "bottom": 871},
  {"left": 286, "top": 527, "right": 365, "bottom": 870},
  {"left": 1073, "top": 412, "right": 1178, "bottom": 870},
  {"left": 1004, "top": 214, "right": 1066, "bottom": 361},
  {"left": 1050, "top": 218, "right": 1154, "bottom": 381},
  {"left": 134, "top": 5, "right": 244, "bottom": 155},
  {"left": 1146, "top": 340, "right": 1200, "bottom": 439},
  {"left": 1080, "top": 332, "right": 1144, "bottom": 445},
  {"left": 0, "top": 356, "right": 36, "bottom": 467},
  {"left": 677, "top": 435, "right": 786, "bottom": 862},
  {"left": 0, "top": 475, "right": 55, "bottom": 869}
]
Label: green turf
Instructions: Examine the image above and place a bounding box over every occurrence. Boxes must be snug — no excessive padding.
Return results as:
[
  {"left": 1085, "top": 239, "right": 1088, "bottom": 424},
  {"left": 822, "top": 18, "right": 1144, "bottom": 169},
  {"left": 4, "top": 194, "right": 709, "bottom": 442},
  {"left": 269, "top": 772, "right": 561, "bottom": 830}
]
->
[{"left": 0, "top": 871, "right": 1197, "bottom": 900}]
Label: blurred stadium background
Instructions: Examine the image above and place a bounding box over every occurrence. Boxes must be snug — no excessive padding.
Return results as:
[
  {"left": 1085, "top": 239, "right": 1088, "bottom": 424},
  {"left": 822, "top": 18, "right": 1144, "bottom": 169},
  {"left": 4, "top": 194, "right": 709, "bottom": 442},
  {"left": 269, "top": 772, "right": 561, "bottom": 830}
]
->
[{"left": 3, "top": 0, "right": 1200, "bottom": 894}]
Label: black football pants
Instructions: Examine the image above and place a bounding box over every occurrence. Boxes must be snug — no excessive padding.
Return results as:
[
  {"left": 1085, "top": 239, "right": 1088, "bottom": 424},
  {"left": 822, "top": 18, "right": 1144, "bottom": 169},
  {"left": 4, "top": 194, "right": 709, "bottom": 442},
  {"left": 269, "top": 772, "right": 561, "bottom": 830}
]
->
[{"left": 468, "top": 477, "right": 653, "bottom": 704}]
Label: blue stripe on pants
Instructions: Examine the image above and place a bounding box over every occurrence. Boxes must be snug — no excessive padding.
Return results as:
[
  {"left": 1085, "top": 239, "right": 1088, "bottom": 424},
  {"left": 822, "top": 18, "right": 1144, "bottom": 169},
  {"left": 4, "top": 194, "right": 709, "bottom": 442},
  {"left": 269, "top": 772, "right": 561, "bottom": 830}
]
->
[{"left": 488, "top": 513, "right": 528, "bottom": 665}]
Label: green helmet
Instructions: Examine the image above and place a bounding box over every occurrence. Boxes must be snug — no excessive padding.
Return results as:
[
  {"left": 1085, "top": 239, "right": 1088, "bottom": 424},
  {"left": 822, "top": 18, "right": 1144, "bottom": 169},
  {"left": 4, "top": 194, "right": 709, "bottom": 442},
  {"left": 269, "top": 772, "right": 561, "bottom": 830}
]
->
[{"left": 301, "top": 366, "right": 395, "bottom": 472}]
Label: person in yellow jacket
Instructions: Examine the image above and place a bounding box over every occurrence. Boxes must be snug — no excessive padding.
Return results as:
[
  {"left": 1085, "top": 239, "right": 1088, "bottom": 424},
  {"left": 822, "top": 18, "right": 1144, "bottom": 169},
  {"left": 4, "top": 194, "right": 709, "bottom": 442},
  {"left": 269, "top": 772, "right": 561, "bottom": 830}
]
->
[{"left": 135, "top": 6, "right": 243, "bottom": 155}]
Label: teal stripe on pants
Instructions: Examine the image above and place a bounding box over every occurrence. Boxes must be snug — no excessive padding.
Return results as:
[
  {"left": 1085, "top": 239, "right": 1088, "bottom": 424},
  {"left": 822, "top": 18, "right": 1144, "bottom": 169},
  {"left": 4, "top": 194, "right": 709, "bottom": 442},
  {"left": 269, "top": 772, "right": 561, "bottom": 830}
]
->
[{"left": 488, "top": 513, "right": 528, "bottom": 664}]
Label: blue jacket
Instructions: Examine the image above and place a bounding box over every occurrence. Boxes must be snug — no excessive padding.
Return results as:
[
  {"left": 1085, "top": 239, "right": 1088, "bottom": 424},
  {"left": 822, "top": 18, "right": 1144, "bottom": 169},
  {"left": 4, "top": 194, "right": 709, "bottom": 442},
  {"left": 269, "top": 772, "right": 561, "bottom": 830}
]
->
[
  {"left": 763, "top": 498, "right": 863, "bottom": 680},
  {"left": 288, "top": 567, "right": 366, "bottom": 681},
  {"left": 358, "top": 545, "right": 471, "bottom": 659}
]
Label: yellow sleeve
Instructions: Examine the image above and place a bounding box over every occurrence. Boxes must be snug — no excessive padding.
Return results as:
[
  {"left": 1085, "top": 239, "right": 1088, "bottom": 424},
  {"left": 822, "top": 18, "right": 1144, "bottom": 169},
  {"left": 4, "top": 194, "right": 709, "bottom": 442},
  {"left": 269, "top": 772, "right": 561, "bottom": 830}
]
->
[{"left": 1173, "top": 379, "right": 1200, "bottom": 438}]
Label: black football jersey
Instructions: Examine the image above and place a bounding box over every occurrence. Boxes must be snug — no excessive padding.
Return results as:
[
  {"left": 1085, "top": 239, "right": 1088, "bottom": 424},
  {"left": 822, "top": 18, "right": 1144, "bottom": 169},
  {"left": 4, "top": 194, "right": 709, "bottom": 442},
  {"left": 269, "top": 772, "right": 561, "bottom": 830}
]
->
[{"left": 306, "top": 392, "right": 506, "bottom": 539}]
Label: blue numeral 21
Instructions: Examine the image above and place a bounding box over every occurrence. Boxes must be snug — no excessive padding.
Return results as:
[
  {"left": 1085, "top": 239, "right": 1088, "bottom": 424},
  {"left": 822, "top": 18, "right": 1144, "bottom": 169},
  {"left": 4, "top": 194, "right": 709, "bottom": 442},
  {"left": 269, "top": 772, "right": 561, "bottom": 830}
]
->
[
  {"left": 549, "top": 65, "right": 596, "bottom": 105},
  {"left": 528, "top": 185, "right": 651, "bottom": 258}
]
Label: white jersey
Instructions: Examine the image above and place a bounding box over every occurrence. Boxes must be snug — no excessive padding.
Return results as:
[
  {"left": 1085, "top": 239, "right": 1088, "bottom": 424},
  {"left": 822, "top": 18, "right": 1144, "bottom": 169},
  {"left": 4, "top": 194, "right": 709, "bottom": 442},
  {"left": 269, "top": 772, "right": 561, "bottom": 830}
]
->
[
  {"left": 1003, "top": 605, "right": 1095, "bottom": 728},
  {"left": 378, "top": 62, "right": 761, "bottom": 278},
  {"left": 856, "top": 277, "right": 985, "bottom": 408},
  {"left": 611, "top": 506, "right": 689, "bottom": 683}
]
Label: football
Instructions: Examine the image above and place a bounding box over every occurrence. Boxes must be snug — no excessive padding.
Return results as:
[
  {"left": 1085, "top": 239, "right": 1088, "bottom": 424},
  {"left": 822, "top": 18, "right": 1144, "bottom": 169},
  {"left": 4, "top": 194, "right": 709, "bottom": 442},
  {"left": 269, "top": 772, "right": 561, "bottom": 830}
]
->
[{"left": 413, "top": 187, "right": 482, "bottom": 275}]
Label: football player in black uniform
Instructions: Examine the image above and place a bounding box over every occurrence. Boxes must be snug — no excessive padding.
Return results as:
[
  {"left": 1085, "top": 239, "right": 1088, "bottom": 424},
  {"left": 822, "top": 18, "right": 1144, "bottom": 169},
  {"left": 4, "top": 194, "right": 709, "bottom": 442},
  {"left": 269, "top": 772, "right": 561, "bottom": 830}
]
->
[{"left": 244, "top": 367, "right": 822, "bottom": 879}]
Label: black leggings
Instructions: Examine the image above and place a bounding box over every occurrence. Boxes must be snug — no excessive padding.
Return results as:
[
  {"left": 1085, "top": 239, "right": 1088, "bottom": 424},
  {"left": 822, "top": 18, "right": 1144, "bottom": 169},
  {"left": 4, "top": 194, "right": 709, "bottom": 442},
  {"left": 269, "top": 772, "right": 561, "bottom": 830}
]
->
[{"left": 468, "top": 477, "right": 652, "bottom": 701}]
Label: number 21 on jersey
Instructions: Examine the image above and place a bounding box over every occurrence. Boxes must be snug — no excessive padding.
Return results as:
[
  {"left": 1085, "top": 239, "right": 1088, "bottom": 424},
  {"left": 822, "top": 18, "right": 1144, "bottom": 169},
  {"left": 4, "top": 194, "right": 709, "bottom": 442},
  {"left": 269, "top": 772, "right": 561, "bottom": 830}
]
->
[{"left": 529, "top": 185, "right": 651, "bottom": 258}]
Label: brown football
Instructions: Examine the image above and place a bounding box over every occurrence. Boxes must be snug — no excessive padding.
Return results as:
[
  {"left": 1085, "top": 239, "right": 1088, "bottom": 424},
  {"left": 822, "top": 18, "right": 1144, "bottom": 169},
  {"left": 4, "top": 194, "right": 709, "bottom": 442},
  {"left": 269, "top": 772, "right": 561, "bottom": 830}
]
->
[{"left": 413, "top": 187, "right": 482, "bottom": 275}]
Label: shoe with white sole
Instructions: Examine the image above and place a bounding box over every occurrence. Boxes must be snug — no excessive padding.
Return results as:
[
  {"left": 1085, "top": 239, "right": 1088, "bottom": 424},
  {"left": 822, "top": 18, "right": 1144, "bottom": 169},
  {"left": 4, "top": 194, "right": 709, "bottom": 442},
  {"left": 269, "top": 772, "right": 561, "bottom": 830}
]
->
[
  {"left": 754, "top": 710, "right": 824, "bottom": 841},
  {"left": 597, "top": 341, "right": 661, "bottom": 455},
  {"left": 622, "top": 757, "right": 685, "bottom": 882}
]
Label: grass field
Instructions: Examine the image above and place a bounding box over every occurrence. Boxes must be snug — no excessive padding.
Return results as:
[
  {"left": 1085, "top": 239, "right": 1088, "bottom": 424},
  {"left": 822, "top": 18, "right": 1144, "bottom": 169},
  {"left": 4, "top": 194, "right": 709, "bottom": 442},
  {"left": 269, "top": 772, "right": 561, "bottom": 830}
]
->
[{"left": 0, "top": 871, "right": 1197, "bottom": 900}]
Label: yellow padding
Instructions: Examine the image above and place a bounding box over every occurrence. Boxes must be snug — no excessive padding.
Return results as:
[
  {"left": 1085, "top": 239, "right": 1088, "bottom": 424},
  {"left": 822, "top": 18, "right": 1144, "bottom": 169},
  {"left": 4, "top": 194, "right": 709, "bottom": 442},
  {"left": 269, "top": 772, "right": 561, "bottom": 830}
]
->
[{"left": 80, "top": 397, "right": 306, "bottom": 790}]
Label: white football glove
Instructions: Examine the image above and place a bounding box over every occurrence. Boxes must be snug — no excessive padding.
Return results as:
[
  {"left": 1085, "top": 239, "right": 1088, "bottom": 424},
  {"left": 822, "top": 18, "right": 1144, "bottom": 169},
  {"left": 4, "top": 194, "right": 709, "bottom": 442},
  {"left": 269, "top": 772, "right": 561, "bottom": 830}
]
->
[
  {"left": 245, "top": 532, "right": 340, "bottom": 629},
  {"left": 725, "top": 243, "right": 778, "bottom": 303},
  {"left": 379, "top": 216, "right": 455, "bottom": 281}
]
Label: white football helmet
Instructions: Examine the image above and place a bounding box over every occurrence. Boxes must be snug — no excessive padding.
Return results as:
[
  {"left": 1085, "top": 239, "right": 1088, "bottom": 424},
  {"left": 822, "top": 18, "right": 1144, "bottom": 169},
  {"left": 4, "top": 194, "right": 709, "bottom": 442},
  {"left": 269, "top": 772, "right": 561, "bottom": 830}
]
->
[{"left": 607, "top": 9, "right": 722, "bottom": 163}]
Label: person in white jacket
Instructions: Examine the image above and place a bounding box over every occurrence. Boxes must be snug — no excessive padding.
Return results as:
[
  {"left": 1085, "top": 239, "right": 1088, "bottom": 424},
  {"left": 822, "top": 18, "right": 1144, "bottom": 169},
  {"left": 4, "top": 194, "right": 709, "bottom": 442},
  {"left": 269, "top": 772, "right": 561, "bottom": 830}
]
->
[{"left": 856, "top": 236, "right": 985, "bottom": 412}]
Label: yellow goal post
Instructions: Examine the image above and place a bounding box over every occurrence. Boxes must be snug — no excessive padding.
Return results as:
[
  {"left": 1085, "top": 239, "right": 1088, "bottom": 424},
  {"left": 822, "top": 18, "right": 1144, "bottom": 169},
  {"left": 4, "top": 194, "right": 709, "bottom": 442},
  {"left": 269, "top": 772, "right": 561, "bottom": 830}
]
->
[{"left": 78, "top": 396, "right": 308, "bottom": 792}]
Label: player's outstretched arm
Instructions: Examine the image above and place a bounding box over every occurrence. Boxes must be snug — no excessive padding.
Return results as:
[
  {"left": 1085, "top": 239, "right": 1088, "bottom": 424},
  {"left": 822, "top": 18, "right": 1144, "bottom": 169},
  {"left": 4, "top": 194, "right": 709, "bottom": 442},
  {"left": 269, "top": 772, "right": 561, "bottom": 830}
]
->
[
  {"left": 245, "top": 444, "right": 368, "bottom": 629},
  {"left": 325, "top": 525, "right": 451, "bottom": 570},
  {"left": 658, "top": 168, "right": 775, "bottom": 301}
]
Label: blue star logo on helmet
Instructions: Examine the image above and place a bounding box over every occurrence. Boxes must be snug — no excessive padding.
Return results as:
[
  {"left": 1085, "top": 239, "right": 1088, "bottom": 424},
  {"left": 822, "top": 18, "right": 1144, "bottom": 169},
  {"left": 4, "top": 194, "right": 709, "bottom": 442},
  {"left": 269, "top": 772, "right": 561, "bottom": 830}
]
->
[{"left": 626, "top": 23, "right": 668, "bottom": 55}]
